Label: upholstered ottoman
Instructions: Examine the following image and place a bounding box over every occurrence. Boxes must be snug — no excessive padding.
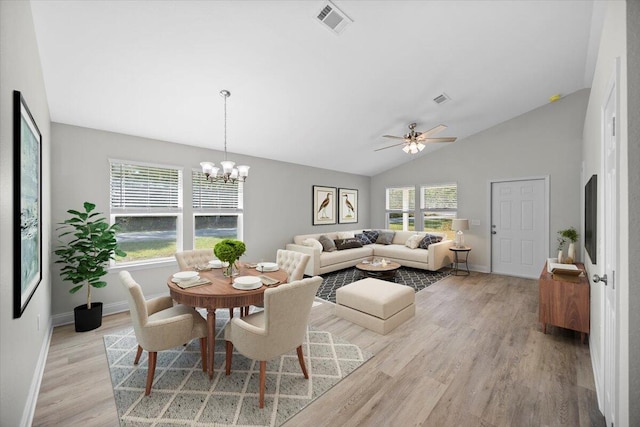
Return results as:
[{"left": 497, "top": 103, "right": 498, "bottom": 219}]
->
[{"left": 335, "top": 278, "right": 415, "bottom": 335}]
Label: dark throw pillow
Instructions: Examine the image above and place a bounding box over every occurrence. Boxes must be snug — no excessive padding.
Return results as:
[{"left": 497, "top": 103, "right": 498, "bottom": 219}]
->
[
  {"left": 318, "top": 235, "right": 337, "bottom": 252},
  {"left": 355, "top": 233, "right": 370, "bottom": 245},
  {"left": 419, "top": 233, "right": 443, "bottom": 249},
  {"left": 376, "top": 231, "right": 395, "bottom": 245},
  {"left": 334, "top": 237, "right": 364, "bottom": 250},
  {"left": 362, "top": 230, "right": 379, "bottom": 244}
]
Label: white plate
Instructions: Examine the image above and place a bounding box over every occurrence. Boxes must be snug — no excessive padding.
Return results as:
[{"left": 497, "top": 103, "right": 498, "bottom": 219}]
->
[
  {"left": 234, "top": 276, "right": 262, "bottom": 288},
  {"left": 208, "top": 260, "right": 223, "bottom": 268},
  {"left": 257, "top": 262, "right": 279, "bottom": 272},
  {"left": 173, "top": 271, "right": 199, "bottom": 281},
  {"left": 232, "top": 282, "right": 263, "bottom": 291}
]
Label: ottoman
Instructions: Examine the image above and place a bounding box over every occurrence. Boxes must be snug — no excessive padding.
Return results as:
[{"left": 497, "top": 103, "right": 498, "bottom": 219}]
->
[{"left": 335, "top": 278, "right": 415, "bottom": 335}]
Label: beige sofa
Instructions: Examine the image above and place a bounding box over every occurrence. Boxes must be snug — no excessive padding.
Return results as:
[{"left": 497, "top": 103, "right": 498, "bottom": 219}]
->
[{"left": 285, "top": 229, "right": 454, "bottom": 277}]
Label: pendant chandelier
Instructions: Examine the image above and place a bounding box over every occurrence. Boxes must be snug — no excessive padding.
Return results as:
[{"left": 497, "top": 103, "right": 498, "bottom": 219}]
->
[{"left": 200, "top": 90, "right": 249, "bottom": 183}]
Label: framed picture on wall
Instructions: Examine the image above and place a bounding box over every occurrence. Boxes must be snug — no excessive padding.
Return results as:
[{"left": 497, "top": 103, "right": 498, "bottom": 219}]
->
[
  {"left": 13, "top": 91, "right": 43, "bottom": 318},
  {"left": 312, "top": 185, "right": 336, "bottom": 225},
  {"left": 338, "top": 188, "right": 358, "bottom": 224}
]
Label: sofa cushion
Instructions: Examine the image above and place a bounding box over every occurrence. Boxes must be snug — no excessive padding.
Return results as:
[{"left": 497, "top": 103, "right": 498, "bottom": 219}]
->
[
  {"left": 376, "top": 231, "right": 395, "bottom": 245},
  {"left": 302, "top": 238, "right": 323, "bottom": 252},
  {"left": 337, "top": 231, "right": 355, "bottom": 239},
  {"left": 334, "top": 237, "right": 363, "bottom": 250},
  {"left": 362, "top": 230, "right": 379, "bottom": 244},
  {"left": 373, "top": 244, "right": 430, "bottom": 263},
  {"left": 419, "top": 234, "right": 443, "bottom": 249},
  {"left": 392, "top": 231, "right": 417, "bottom": 245},
  {"left": 405, "top": 234, "right": 424, "bottom": 249},
  {"left": 319, "top": 246, "right": 373, "bottom": 267},
  {"left": 318, "top": 235, "right": 336, "bottom": 252}
]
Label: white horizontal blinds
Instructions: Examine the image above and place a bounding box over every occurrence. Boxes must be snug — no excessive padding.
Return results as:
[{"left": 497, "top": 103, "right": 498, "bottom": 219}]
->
[
  {"left": 386, "top": 186, "right": 415, "bottom": 210},
  {"left": 421, "top": 184, "right": 457, "bottom": 211},
  {"left": 192, "top": 170, "right": 243, "bottom": 211},
  {"left": 110, "top": 162, "right": 182, "bottom": 209}
]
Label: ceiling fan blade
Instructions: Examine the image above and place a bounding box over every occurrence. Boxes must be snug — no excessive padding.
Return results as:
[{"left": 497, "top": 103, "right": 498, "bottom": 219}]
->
[
  {"left": 424, "top": 137, "right": 457, "bottom": 143},
  {"left": 375, "top": 142, "right": 407, "bottom": 151},
  {"left": 417, "top": 124, "right": 447, "bottom": 139},
  {"left": 382, "top": 135, "right": 407, "bottom": 140}
]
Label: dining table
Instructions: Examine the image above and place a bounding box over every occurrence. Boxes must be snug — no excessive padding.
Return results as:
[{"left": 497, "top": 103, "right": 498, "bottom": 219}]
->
[{"left": 167, "top": 262, "right": 288, "bottom": 379}]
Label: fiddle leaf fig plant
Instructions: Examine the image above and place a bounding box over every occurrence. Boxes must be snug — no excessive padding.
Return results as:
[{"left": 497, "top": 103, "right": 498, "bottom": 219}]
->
[{"left": 54, "top": 202, "right": 126, "bottom": 309}]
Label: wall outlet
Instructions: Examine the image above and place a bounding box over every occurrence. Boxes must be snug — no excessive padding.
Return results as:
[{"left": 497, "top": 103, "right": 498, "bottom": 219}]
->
[{"left": 471, "top": 219, "right": 481, "bottom": 226}]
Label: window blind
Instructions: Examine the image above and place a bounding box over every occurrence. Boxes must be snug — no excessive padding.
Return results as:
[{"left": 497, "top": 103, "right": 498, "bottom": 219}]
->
[
  {"left": 110, "top": 162, "right": 182, "bottom": 209},
  {"left": 386, "top": 186, "right": 415, "bottom": 210},
  {"left": 421, "top": 184, "right": 457, "bottom": 210},
  {"left": 192, "top": 170, "right": 243, "bottom": 210}
]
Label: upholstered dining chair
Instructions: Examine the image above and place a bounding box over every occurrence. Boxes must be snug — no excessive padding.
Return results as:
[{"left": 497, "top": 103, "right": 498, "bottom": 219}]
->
[
  {"left": 175, "top": 248, "right": 214, "bottom": 271},
  {"left": 224, "top": 276, "right": 323, "bottom": 408},
  {"left": 276, "top": 249, "right": 310, "bottom": 282},
  {"left": 119, "top": 271, "right": 208, "bottom": 396}
]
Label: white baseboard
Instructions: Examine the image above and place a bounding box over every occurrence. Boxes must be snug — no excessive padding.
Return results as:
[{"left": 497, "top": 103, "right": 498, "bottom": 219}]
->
[
  {"left": 468, "top": 263, "right": 490, "bottom": 273},
  {"left": 21, "top": 318, "right": 53, "bottom": 427}
]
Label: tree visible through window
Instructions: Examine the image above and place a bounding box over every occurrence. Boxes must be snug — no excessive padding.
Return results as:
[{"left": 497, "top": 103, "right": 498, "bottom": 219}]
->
[
  {"left": 386, "top": 186, "right": 415, "bottom": 231},
  {"left": 421, "top": 183, "right": 457, "bottom": 239}
]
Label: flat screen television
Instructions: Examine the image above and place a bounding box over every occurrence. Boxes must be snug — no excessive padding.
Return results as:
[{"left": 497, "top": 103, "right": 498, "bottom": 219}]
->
[{"left": 585, "top": 174, "right": 597, "bottom": 264}]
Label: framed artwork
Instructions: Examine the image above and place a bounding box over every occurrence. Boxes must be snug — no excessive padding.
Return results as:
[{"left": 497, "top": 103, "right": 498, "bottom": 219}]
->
[
  {"left": 13, "top": 91, "right": 42, "bottom": 318},
  {"left": 338, "top": 188, "right": 358, "bottom": 224},
  {"left": 312, "top": 185, "right": 336, "bottom": 225}
]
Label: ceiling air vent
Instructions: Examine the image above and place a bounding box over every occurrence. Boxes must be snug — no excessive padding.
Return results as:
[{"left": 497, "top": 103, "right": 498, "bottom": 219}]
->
[
  {"left": 433, "top": 93, "right": 451, "bottom": 105},
  {"left": 316, "top": 1, "right": 353, "bottom": 35}
]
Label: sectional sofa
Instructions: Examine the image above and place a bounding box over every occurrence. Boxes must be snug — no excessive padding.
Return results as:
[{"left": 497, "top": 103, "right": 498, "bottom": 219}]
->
[{"left": 286, "top": 229, "right": 454, "bottom": 277}]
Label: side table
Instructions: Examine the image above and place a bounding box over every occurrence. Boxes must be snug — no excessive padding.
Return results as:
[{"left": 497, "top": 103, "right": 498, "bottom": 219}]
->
[{"left": 449, "top": 246, "right": 471, "bottom": 276}]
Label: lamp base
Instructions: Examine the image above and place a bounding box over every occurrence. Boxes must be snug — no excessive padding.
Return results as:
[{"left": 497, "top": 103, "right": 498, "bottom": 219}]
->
[{"left": 455, "top": 230, "right": 465, "bottom": 248}]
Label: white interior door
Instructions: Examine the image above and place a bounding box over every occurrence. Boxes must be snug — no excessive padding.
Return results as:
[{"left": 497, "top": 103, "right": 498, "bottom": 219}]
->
[
  {"left": 491, "top": 179, "right": 547, "bottom": 278},
  {"left": 600, "top": 62, "right": 618, "bottom": 427}
]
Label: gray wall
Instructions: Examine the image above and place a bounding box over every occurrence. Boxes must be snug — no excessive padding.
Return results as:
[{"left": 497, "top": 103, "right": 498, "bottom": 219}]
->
[
  {"left": 0, "top": 2, "right": 52, "bottom": 426},
  {"left": 371, "top": 89, "right": 588, "bottom": 273},
  {"left": 627, "top": 0, "right": 639, "bottom": 424},
  {"left": 50, "top": 123, "right": 370, "bottom": 317}
]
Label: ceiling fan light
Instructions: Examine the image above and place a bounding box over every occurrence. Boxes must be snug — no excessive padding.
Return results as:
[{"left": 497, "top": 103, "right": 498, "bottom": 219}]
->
[
  {"left": 417, "top": 142, "right": 425, "bottom": 151},
  {"left": 402, "top": 145, "right": 411, "bottom": 154}
]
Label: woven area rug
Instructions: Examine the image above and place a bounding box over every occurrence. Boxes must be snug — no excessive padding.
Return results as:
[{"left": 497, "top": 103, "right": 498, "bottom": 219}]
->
[
  {"left": 317, "top": 266, "right": 452, "bottom": 303},
  {"left": 104, "top": 311, "right": 372, "bottom": 426}
]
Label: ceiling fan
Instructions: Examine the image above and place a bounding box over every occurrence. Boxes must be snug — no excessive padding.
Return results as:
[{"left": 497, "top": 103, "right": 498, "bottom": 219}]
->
[{"left": 376, "top": 123, "right": 457, "bottom": 154}]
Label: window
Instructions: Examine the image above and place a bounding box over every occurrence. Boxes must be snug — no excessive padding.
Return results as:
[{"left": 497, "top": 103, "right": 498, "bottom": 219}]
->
[
  {"left": 386, "top": 186, "right": 415, "bottom": 231},
  {"left": 421, "top": 183, "right": 457, "bottom": 239},
  {"left": 110, "top": 160, "right": 182, "bottom": 264},
  {"left": 192, "top": 170, "right": 243, "bottom": 249}
]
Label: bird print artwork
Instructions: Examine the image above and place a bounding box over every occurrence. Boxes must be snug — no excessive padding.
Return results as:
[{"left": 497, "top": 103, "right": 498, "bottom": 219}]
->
[
  {"left": 318, "top": 192, "right": 332, "bottom": 219},
  {"left": 343, "top": 194, "right": 354, "bottom": 218}
]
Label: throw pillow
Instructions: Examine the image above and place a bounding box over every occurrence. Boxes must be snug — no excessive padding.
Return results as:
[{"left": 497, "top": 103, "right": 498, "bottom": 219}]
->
[
  {"left": 302, "top": 238, "right": 323, "bottom": 252},
  {"left": 318, "top": 235, "right": 337, "bottom": 252},
  {"left": 355, "top": 233, "right": 371, "bottom": 245},
  {"left": 362, "top": 230, "right": 379, "bottom": 244},
  {"left": 334, "top": 237, "right": 363, "bottom": 250},
  {"left": 419, "top": 233, "right": 443, "bottom": 249},
  {"left": 405, "top": 234, "right": 424, "bottom": 249},
  {"left": 337, "top": 231, "right": 355, "bottom": 239},
  {"left": 376, "top": 231, "right": 395, "bottom": 245}
]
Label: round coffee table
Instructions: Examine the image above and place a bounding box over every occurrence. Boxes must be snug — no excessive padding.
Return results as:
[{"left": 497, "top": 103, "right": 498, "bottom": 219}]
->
[{"left": 355, "top": 259, "right": 401, "bottom": 281}]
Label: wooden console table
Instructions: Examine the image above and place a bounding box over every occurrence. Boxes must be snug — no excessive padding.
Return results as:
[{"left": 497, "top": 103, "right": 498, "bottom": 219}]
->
[{"left": 538, "top": 262, "right": 590, "bottom": 344}]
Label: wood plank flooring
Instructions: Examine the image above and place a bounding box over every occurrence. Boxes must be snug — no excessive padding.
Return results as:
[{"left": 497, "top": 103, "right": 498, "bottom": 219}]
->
[{"left": 32, "top": 272, "right": 605, "bottom": 426}]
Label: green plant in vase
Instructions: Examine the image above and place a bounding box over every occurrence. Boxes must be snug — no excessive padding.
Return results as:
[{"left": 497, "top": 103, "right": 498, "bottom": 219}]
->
[
  {"left": 214, "top": 239, "right": 246, "bottom": 279},
  {"left": 557, "top": 226, "right": 579, "bottom": 263}
]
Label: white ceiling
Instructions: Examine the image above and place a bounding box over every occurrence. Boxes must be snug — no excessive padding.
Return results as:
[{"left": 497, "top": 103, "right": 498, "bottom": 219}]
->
[{"left": 30, "top": 0, "right": 603, "bottom": 176}]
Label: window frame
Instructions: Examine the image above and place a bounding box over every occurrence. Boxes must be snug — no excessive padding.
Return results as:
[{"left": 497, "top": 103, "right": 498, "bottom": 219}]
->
[
  {"left": 420, "top": 182, "right": 458, "bottom": 239},
  {"left": 385, "top": 186, "right": 416, "bottom": 231}
]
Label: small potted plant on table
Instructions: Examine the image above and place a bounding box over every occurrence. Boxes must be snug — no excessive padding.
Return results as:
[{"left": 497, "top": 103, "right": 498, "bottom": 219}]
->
[
  {"left": 557, "top": 226, "right": 579, "bottom": 263},
  {"left": 54, "top": 202, "right": 126, "bottom": 332},
  {"left": 214, "top": 239, "right": 246, "bottom": 281}
]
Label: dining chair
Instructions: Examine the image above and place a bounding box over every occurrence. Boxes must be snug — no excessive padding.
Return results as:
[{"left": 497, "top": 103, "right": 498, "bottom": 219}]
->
[
  {"left": 276, "top": 249, "right": 310, "bottom": 282},
  {"left": 175, "top": 248, "right": 214, "bottom": 271},
  {"left": 224, "top": 276, "right": 323, "bottom": 408},
  {"left": 119, "top": 271, "right": 208, "bottom": 396}
]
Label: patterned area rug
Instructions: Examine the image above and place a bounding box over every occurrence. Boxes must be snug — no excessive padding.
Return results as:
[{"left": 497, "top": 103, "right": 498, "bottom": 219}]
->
[
  {"left": 104, "top": 310, "right": 372, "bottom": 426},
  {"left": 317, "top": 266, "right": 452, "bottom": 303}
]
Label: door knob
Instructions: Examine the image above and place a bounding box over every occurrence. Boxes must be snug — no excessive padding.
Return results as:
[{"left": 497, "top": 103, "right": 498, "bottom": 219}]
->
[
  {"left": 491, "top": 231, "right": 497, "bottom": 234},
  {"left": 592, "top": 274, "right": 608, "bottom": 285}
]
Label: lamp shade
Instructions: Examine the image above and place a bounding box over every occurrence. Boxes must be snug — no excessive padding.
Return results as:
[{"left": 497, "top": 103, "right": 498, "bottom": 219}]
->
[{"left": 452, "top": 219, "right": 469, "bottom": 231}]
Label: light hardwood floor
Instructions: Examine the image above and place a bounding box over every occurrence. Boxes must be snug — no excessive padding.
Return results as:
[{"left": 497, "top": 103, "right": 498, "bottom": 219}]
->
[{"left": 33, "top": 272, "right": 605, "bottom": 426}]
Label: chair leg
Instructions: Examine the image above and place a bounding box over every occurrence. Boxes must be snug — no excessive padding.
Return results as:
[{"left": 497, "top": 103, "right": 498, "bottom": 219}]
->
[
  {"left": 225, "top": 341, "right": 233, "bottom": 375},
  {"left": 145, "top": 351, "right": 157, "bottom": 396},
  {"left": 259, "top": 360, "right": 266, "bottom": 408},
  {"left": 134, "top": 345, "right": 143, "bottom": 365},
  {"left": 229, "top": 308, "right": 234, "bottom": 318},
  {"left": 296, "top": 345, "right": 309, "bottom": 379},
  {"left": 200, "top": 337, "right": 207, "bottom": 372}
]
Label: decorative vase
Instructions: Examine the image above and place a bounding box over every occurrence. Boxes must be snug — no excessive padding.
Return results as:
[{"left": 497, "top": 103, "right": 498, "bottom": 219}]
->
[
  {"left": 567, "top": 243, "right": 576, "bottom": 263},
  {"left": 224, "top": 261, "right": 239, "bottom": 279},
  {"left": 557, "top": 250, "right": 563, "bottom": 264}
]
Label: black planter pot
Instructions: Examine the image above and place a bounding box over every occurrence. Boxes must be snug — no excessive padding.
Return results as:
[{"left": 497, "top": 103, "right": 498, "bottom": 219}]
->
[{"left": 74, "top": 302, "right": 103, "bottom": 332}]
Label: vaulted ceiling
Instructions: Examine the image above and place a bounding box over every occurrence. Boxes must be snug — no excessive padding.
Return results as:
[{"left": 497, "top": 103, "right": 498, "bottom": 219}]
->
[{"left": 30, "top": 0, "right": 603, "bottom": 176}]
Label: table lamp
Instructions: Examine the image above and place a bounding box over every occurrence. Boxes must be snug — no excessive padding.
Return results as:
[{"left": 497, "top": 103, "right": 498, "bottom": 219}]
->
[{"left": 452, "top": 219, "right": 469, "bottom": 248}]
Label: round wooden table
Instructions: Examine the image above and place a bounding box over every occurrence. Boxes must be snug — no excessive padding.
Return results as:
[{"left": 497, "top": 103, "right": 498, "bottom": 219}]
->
[
  {"left": 355, "top": 259, "right": 401, "bottom": 281},
  {"left": 167, "top": 263, "right": 288, "bottom": 379}
]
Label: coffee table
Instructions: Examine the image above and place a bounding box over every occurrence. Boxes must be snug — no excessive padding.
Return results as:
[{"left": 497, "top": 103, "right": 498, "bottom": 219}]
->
[{"left": 355, "top": 259, "right": 401, "bottom": 281}]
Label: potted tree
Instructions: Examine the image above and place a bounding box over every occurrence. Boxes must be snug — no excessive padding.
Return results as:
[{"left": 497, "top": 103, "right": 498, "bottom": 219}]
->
[
  {"left": 54, "top": 202, "right": 126, "bottom": 332},
  {"left": 214, "top": 239, "right": 246, "bottom": 281}
]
